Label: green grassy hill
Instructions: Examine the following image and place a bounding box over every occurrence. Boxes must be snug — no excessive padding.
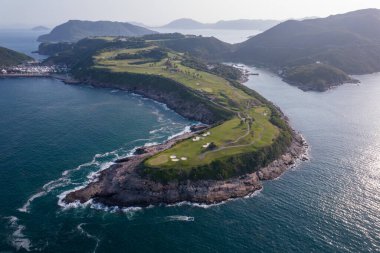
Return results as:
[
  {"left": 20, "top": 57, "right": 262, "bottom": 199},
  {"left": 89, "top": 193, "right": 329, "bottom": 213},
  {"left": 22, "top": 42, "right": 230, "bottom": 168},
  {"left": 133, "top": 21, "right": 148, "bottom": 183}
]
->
[
  {"left": 283, "top": 63, "right": 358, "bottom": 91},
  {"left": 0, "top": 47, "right": 33, "bottom": 67},
  {"left": 160, "top": 36, "right": 233, "bottom": 61},
  {"left": 233, "top": 9, "right": 380, "bottom": 74},
  {"left": 230, "top": 9, "right": 380, "bottom": 90}
]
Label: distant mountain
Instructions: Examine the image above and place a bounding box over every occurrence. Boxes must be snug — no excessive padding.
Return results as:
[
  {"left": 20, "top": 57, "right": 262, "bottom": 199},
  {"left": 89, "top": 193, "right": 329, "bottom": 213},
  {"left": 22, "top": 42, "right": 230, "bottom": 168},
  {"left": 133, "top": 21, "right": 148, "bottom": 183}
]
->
[
  {"left": 38, "top": 20, "right": 157, "bottom": 43},
  {"left": 160, "top": 18, "right": 280, "bottom": 31},
  {"left": 32, "top": 26, "right": 50, "bottom": 31},
  {"left": 161, "top": 19, "right": 205, "bottom": 29},
  {"left": 128, "top": 21, "right": 150, "bottom": 28},
  {"left": 230, "top": 9, "right": 380, "bottom": 90},
  {"left": 0, "top": 47, "right": 33, "bottom": 67},
  {"left": 160, "top": 35, "right": 233, "bottom": 61}
]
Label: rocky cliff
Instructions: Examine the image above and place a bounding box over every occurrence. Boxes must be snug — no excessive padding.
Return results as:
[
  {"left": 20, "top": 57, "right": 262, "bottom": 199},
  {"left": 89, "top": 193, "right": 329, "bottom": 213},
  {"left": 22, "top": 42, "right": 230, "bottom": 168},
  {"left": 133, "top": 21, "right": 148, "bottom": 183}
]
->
[{"left": 64, "top": 131, "right": 307, "bottom": 207}]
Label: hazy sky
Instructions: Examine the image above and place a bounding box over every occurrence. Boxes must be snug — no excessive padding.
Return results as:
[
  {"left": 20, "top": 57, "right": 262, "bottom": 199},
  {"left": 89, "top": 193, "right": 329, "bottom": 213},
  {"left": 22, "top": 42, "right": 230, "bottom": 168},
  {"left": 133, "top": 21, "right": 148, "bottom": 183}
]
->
[{"left": 2, "top": 0, "right": 380, "bottom": 28}]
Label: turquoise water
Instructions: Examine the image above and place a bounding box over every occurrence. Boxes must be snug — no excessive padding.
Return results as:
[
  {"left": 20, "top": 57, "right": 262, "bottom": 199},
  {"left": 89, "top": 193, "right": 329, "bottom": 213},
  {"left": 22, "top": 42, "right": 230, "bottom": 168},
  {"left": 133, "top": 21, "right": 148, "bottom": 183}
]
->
[{"left": 1, "top": 31, "right": 380, "bottom": 252}]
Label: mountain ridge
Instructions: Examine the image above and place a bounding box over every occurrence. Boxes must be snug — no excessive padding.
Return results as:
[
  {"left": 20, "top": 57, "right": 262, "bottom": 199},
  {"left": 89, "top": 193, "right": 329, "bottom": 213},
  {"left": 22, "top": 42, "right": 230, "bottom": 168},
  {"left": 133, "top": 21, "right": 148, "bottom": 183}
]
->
[
  {"left": 38, "top": 20, "right": 157, "bottom": 43},
  {"left": 160, "top": 18, "right": 280, "bottom": 30}
]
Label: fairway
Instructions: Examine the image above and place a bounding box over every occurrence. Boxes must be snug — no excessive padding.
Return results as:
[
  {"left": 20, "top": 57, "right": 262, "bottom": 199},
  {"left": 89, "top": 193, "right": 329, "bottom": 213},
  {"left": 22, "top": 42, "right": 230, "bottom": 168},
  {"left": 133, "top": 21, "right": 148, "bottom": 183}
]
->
[
  {"left": 89, "top": 40, "right": 284, "bottom": 177},
  {"left": 145, "top": 107, "right": 279, "bottom": 169},
  {"left": 94, "top": 45, "right": 255, "bottom": 112}
]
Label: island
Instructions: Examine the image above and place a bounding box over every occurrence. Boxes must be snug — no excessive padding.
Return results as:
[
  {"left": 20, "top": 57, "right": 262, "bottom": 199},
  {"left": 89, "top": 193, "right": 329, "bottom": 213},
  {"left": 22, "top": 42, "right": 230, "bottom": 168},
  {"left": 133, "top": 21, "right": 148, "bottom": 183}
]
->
[
  {"left": 38, "top": 35, "right": 308, "bottom": 207},
  {"left": 282, "top": 63, "right": 359, "bottom": 92}
]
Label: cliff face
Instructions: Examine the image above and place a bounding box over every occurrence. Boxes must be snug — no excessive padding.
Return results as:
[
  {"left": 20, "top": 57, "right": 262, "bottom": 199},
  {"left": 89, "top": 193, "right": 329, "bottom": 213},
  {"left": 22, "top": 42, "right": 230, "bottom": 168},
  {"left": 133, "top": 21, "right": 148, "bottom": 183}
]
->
[
  {"left": 75, "top": 69, "right": 234, "bottom": 124},
  {"left": 64, "top": 131, "right": 307, "bottom": 207}
]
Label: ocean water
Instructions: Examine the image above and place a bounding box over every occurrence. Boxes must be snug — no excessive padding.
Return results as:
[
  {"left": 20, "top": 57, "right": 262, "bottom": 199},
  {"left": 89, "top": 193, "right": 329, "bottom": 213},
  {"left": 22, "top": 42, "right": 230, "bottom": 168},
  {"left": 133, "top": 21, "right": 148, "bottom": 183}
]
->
[
  {"left": 0, "top": 29, "right": 47, "bottom": 60},
  {"left": 0, "top": 31, "right": 379, "bottom": 252}
]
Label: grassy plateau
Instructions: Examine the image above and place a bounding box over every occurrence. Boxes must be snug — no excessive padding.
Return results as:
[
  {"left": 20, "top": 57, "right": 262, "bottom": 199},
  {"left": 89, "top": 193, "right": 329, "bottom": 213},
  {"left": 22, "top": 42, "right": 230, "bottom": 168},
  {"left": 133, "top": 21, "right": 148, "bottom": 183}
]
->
[{"left": 46, "top": 36, "right": 292, "bottom": 181}]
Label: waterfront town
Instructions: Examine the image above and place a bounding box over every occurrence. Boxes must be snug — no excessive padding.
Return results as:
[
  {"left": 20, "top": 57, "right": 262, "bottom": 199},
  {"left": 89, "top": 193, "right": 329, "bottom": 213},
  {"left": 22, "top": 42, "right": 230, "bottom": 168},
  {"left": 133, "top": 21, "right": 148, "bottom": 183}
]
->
[{"left": 1, "top": 62, "right": 68, "bottom": 77}]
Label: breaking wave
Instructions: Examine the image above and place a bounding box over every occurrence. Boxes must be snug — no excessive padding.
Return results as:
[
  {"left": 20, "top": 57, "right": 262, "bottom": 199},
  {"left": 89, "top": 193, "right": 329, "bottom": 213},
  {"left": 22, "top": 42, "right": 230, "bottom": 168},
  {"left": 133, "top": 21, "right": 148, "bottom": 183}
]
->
[
  {"left": 4, "top": 216, "right": 31, "bottom": 251},
  {"left": 77, "top": 223, "right": 100, "bottom": 253},
  {"left": 165, "top": 215, "right": 195, "bottom": 222}
]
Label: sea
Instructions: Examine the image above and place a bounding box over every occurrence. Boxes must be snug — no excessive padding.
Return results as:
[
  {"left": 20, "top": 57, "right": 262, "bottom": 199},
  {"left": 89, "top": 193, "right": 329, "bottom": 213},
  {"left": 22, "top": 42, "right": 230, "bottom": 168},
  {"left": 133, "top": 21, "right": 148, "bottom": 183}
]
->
[{"left": 0, "top": 29, "right": 379, "bottom": 252}]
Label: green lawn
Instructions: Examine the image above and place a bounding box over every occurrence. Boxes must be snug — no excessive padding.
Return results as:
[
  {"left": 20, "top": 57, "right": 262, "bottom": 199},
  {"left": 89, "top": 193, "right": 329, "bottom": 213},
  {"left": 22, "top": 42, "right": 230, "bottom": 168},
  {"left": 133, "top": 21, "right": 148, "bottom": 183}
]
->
[
  {"left": 94, "top": 46, "right": 254, "bottom": 112},
  {"left": 92, "top": 45, "right": 282, "bottom": 175},
  {"left": 145, "top": 107, "right": 279, "bottom": 169}
]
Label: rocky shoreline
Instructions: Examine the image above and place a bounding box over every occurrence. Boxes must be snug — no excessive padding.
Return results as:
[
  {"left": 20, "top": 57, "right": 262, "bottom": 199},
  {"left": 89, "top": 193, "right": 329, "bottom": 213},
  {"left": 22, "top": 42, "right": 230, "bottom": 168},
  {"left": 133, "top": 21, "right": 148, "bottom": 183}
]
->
[
  {"left": 63, "top": 130, "right": 308, "bottom": 208},
  {"left": 50, "top": 70, "right": 309, "bottom": 208}
]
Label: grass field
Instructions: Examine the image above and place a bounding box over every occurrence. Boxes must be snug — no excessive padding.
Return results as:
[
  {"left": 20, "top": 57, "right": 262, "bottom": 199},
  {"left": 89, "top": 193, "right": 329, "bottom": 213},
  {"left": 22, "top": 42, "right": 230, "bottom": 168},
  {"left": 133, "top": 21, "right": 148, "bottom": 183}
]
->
[
  {"left": 145, "top": 107, "right": 279, "bottom": 169},
  {"left": 94, "top": 46, "right": 254, "bottom": 112},
  {"left": 91, "top": 43, "right": 281, "bottom": 173}
]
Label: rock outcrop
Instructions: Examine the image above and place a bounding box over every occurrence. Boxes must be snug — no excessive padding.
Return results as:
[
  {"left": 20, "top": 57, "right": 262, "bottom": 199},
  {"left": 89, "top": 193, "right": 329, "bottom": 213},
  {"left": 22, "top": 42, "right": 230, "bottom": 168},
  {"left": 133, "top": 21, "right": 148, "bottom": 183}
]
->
[{"left": 64, "top": 132, "right": 308, "bottom": 208}]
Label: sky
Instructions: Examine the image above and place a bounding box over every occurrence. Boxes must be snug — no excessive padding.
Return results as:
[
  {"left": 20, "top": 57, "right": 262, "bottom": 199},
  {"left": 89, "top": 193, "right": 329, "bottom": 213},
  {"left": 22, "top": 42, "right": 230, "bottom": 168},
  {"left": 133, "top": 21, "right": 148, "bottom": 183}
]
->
[{"left": 2, "top": 0, "right": 380, "bottom": 28}]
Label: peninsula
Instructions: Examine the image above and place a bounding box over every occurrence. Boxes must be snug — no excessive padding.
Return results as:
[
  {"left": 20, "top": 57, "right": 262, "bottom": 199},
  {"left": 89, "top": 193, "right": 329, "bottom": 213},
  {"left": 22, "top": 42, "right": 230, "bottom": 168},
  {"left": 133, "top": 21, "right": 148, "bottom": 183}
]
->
[{"left": 39, "top": 35, "right": 307, "bottom": 207}]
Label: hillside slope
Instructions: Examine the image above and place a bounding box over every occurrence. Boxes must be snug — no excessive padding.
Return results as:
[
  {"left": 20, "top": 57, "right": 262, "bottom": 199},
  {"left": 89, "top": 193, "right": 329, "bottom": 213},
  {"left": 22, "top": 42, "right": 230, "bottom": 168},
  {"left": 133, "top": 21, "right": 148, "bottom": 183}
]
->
[
  {"left": 229, "top": 9, "right": 380, "bottom": 90},
  {"left": 160, "top": 36, "right": 233, "bottom": 61},
  {"left": 38, "top": 20, "right": 157, "bottom": 42},
  {"left": 233, "top": 9, "right": 380, "bottom": 74},
  {"left": 0, "top": 47, "right": 33, "bottom": 67}
]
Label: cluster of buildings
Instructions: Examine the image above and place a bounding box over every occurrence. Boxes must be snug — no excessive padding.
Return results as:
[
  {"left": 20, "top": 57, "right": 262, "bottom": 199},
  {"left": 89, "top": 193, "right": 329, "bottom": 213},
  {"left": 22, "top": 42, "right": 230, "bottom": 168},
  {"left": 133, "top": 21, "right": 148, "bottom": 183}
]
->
[{"left": 1, "top": 63, "right": 68, "bottom": 76}]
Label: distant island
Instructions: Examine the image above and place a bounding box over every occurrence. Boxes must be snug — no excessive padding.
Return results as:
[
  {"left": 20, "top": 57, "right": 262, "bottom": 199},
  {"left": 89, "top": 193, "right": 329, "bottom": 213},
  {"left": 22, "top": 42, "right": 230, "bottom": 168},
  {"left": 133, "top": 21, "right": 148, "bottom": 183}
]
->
[
  {"left": 0, "top": 46, "right": 33, "bottom": 68},
  {"left": 37, "top": 20, "right": 157, "bottom": 43},
  {"left": 37, "top": 35, "right": 307, "bottom": 207},
  {"left": 32, "top": 26, "right": 50, "bottom": 31},
  {"left": 159, "top": 18, "right": 280, "bottom": 31}
]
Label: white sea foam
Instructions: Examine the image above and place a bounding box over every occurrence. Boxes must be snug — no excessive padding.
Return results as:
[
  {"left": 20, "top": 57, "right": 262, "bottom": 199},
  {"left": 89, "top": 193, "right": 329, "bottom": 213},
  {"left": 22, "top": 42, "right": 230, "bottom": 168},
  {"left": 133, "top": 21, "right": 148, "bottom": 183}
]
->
[
  {"left": 19, "top": 146, "right": 129, "bottom": 213},
  {"left": 18, "top": 191, "right": 47, "bottom": 213},
  {"left": 155, "top": 114, "right": 165, "bottom": 123},
  {"left": 244, "top": 187, "right": 263, "bottom": 198},
  {"left": 86, "top": 161, "right": 115, "bottom": 182},
  {"left": 77, "top": 223, "right": 100, "bottom": 253},
  {"left": 58, "top": 194, "right": 142, "bottom": 219},
  {"left": 165, "top": 215, "right": 195, "bottom": 222},
  {"left": 51, "top": 124, "right": 197, "bottom": 213},
  {"left": 167, "top": 201, "right": 226, "bottom": 209},
  {"left": 62, "top": 156, "right": 100, "bottom": 176},
  {"left": 18, "top": 178, "right": 71, "bottom": 213},
  {"left": 149, "top": 127, "right": 164, "bottom": 134},
  {"left": 167, "top": 125, "right": 192, "bottom": 140},
  {"left": 151, "top": 100, "right": 170, "bottom": 111},
  {"left": 144, "top": 142, "right": 159, "bottom": 147},
  {"left": 5, "top": 216, "right": 31, "bottom": 251},
  {"left": 89, "top": 202, "right": 142, "bottom": 214}
]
